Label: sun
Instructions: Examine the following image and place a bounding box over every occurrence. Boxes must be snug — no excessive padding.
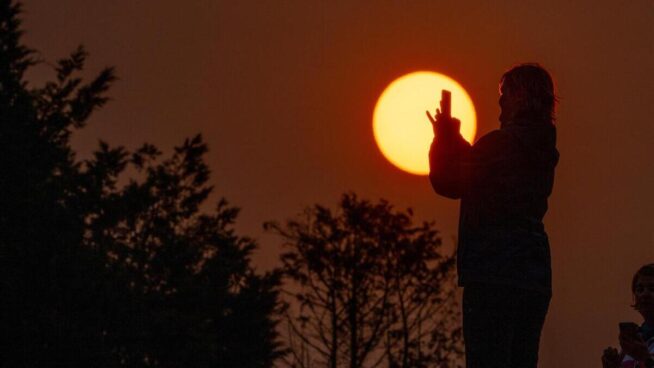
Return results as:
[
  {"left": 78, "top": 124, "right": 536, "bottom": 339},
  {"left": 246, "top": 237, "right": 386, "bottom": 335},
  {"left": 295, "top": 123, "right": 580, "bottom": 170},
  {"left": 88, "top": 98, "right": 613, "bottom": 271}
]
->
[{"left": 373, "top": 71, "right": 477, "bottom": 175}]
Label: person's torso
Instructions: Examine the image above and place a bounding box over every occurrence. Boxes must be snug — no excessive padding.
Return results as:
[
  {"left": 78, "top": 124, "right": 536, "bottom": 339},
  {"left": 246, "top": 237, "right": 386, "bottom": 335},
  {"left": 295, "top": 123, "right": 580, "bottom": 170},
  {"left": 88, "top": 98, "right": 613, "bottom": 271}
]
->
[{"left": 457, "top": 122, "right": 558, "bottom": 293}]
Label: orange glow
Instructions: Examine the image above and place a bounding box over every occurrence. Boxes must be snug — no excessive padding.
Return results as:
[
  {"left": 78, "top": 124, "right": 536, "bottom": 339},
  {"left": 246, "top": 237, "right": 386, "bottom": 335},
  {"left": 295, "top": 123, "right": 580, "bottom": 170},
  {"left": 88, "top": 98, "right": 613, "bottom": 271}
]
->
[{"left": 373, "top": 71, "right": 477, "bottom": 175}]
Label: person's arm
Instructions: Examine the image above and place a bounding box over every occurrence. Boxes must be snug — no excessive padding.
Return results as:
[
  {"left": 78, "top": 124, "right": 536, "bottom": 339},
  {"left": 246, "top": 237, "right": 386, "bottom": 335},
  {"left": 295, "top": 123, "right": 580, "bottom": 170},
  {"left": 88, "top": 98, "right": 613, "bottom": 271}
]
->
[
  {"left": 428, "top": 125, "right": 471, "bottom": 199},
  {"left": 427, "top": 112, "right": 513, "bottom": 200}
]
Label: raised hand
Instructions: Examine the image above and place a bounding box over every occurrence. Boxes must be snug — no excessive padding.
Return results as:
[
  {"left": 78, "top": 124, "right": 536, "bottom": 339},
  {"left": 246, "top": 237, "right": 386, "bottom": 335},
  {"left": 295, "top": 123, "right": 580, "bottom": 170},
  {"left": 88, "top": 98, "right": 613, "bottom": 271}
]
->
[
  {"left": 601, "top": 346, "right": 624, "bottom": 368},
  {"left": 426, "top": 107, "right": 461, "bottom": 138}
]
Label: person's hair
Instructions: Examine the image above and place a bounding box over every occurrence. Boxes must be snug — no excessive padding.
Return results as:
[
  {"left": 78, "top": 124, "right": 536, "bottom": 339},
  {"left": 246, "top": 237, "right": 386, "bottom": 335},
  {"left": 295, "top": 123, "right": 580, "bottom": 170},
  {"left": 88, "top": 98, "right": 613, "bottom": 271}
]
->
[
  {"left": 500, "top": 63, "right": 558, "bottom": 122},
  {"left": 631, "top": 263, "right": 654, "bottom": 309},
  {"left": 632, "top": 263, "right": 654, "bottom": 293}
]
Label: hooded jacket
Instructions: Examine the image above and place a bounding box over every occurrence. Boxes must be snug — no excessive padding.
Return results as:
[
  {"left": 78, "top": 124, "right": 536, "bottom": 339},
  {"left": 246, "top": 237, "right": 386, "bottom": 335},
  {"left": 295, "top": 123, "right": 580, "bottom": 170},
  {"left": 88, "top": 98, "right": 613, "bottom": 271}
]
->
[{"left": 429, "top": 117, "right": 559, "bottom": 296}]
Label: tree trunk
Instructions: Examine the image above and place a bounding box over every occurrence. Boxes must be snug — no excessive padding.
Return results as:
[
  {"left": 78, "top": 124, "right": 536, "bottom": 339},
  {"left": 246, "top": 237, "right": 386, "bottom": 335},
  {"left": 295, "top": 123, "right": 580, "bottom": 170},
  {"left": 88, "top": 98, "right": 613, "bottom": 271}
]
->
[
  {"left": 349, "top": 274, "right": 358, "bottom": 368},
  {"left": 330, "top": 289, "right": 338, "bottom": 368},
  {"left": 398, "top": 277, "right": 409, "bottom": 368}
]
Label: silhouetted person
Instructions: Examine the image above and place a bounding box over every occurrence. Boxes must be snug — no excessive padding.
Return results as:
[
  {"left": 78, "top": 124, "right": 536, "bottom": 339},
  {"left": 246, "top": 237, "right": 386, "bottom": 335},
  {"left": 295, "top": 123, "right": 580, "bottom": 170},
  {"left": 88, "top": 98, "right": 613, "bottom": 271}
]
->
[
  {"left": 427, "top": 63, "right": 559, "bottom": 368},
  {"left": 601, "top": 264, "right": 654, "bottom": 368}
]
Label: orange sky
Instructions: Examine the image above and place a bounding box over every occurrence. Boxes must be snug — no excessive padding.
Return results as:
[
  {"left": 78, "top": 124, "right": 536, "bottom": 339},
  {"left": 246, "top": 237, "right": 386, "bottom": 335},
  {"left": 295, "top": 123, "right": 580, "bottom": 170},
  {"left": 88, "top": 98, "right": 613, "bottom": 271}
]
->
[{"left": 22, "top": 1, "right": 654, "bottom": 366}]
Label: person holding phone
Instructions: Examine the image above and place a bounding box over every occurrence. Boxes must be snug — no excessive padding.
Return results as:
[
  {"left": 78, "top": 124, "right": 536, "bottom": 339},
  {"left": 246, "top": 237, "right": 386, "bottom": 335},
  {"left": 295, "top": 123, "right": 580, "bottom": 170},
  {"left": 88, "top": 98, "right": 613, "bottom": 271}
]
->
[
  {"left": 426, "top": 63, "right": 559, "bottom": 368},
  {"left": 602, "top": 264, "right": 654, "bottom": 368}
]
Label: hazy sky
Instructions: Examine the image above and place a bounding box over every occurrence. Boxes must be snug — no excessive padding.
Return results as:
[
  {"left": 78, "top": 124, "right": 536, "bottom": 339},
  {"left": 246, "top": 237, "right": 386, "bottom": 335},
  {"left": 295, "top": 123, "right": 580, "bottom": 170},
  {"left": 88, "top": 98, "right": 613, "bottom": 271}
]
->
[{"left": 22, "top": 1, "right": 654, "bottom": 366}]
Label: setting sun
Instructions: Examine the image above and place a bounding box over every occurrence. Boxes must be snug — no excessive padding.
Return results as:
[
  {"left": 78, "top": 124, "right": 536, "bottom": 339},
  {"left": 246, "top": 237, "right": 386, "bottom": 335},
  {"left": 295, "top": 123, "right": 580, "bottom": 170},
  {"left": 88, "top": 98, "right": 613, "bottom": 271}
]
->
[{"left": 373, "top": 71, "right": 477, "bottom": 175}]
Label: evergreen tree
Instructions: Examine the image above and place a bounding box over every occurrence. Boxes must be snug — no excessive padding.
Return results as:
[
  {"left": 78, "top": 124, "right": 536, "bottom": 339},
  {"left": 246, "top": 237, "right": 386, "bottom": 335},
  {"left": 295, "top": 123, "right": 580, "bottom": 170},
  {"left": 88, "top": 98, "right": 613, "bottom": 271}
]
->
[
  {"left": 84, "top": 136, "right": 286, "bottom": 367},
  {"left": 0, "top": 1, "right": 284, "bottom": 366},
  {"left": 1, "top": 1, "right": 119, "bottom": 364}
]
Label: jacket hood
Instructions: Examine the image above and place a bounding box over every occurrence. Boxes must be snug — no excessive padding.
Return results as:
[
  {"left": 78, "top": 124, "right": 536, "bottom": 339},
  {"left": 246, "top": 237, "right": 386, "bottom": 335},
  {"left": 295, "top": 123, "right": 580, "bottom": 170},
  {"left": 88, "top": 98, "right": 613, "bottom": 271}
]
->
[{"left": 501, "top": 118, "right": 559, "bottom": 169}]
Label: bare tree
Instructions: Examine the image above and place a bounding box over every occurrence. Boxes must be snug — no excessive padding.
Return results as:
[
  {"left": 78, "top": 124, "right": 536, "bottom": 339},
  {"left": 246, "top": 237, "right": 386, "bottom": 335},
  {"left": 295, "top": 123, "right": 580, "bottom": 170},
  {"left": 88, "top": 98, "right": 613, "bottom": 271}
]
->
[{"left": 266, "top": 193, "right": 463, "bottom": 368}]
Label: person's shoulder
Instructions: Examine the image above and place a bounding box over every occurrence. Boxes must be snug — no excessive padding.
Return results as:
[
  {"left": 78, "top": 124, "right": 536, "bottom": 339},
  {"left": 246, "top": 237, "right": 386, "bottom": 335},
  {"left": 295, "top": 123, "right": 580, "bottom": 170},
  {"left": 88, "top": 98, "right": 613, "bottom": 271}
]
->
[
  {"left": 472, "top": 129, "right": 514, "bottom": 154},
  {"left": 474, "top": 129, "right": 510, "bottom": 144}
]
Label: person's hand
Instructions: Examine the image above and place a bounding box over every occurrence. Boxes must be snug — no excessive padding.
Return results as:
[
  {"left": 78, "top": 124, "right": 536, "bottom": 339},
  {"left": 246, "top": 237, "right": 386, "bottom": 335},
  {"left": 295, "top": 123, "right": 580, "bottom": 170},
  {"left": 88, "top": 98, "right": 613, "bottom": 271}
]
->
[
  {"left": 601, "top": 346, "right": 624, "bottom": 368},
  {"left": 425, "top": 108, "right": 461, "bottom": 138},
  {"left": 619, "top": 331, "right": 650, "bottom": 363}
]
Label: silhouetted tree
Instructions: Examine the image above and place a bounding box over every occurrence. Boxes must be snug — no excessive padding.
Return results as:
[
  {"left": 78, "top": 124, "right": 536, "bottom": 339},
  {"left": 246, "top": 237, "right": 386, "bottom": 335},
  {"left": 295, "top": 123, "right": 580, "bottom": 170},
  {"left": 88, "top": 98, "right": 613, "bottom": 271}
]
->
[
  {"left": 0, "top": 1, "right": 284, "bottom": 366},
  {"left": 0, "top": 1, "right": 120, "bottom": 364},
  {"left": 84, "top": 136, "right": 286, "bottom": 367},
  {"left": 265, "top": 193, "right": 463, "bottom": 368}
]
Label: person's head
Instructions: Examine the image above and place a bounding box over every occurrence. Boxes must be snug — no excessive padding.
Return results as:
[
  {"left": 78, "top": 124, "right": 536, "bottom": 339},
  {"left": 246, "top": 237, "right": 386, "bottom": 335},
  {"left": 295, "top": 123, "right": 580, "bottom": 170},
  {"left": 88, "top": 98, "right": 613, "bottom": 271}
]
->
[
  {"left": 499, "top": 63, "right": 557, "bottom": 125},
  {"left": 631, "top": 263, "right": 654, "bottom": 320}
]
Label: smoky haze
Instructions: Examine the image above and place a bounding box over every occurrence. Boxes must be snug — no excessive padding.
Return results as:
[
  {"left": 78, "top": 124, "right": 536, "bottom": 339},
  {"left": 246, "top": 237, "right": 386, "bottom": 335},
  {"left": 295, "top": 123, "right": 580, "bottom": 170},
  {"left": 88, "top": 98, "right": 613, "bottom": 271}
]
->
[{"left": 22, "top": 1, "right": 654, "bottom": 366}]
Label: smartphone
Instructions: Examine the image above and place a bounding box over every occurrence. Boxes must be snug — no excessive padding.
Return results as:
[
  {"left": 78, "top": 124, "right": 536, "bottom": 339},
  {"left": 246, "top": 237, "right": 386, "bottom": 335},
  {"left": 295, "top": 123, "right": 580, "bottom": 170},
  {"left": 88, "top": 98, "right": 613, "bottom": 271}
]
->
[
  {"left": 440, "top": 89, "right": 451, "bottom": 118},
  {"left": 619, "top": 322, "right": 639, "bottom": 335}
]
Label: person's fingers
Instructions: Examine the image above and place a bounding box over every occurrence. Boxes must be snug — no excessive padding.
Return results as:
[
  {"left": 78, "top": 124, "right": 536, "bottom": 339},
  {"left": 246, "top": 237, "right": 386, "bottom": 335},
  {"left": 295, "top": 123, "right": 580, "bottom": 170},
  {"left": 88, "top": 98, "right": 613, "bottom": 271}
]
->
[
  {"left": 601, "top": 350, "right": 621, "bottom": 368},
  {"left": 601, "top": 348, "right": 621, "bottom": 368},
  {"left": 425, "top": 111, "right": 436, "bottom": 124},
  {"left": 601, "top": 352, "right": 617, "bottom": 368}
]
